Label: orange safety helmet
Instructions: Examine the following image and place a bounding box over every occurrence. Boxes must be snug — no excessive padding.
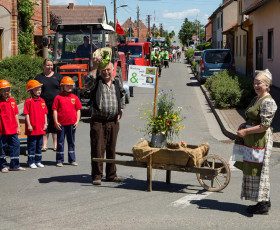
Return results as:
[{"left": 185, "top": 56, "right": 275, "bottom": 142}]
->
[
  {"left": 60, "top": 76, "right": 74, "bottom": 86},
  {"left": 26, "top": 80, "right": 42, "bottom": 92},
  {"left": 0, "top": 79, "right": 11, "bottom": 89}
]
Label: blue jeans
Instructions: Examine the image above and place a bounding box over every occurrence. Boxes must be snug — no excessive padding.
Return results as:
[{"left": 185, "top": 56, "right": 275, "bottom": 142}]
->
[
  {"left": 56, "top": 125, "right": 76, "bottom": 163},
  {"left": 27, "top": 135, "right": 43, "bottom": 164},
  {"left": 0, "top": 134, "right": 21, "bottom": 169}
]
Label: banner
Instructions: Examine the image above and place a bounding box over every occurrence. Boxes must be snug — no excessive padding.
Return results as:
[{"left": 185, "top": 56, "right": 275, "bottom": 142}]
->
[
  {"left": 128, "top": 65, "right": 157, "bottom": 88},
  {"left": 116, "top": 20, "right": 125, "bottom": 35}
]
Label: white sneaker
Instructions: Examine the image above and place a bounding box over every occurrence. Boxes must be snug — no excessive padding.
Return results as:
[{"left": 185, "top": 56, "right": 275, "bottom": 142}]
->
[
  {"left": 29, "top": 163, "right": 37, "bottom": 169},
  {"left": 36, "top": 163, "right": 44, "bottom": 168}
]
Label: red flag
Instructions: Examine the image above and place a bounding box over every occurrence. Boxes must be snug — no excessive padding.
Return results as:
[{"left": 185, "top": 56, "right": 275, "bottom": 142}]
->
[{"left": 116, "top": 20, "right": 125, "bottom": 35}]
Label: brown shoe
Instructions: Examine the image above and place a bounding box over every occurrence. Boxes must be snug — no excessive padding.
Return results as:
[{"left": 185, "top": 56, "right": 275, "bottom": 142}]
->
[
  {"left": 92, "top": 179, "right": 102, "bottom": 185},
  {"left": 71, "top": 162, "right": 78, "bottom": 166},
  {"left": 9, "top": 167, "right": 25, "bottom": 171},
  {"left": 106, "top": 177, "right": 123, "bottom": 183},
  {"left": 56, "top": 163, "right": 63, "bottom": 167}
]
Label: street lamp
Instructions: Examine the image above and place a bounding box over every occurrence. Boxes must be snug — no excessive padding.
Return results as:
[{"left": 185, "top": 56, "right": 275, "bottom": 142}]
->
[{"left": 114, "top": 1, "right": 128, "bottom": 30}]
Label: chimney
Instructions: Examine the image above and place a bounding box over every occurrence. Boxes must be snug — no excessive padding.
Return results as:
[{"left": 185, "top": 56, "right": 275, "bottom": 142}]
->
[{"left": 68, "top": 3, "right": 74, "bottom": 9}]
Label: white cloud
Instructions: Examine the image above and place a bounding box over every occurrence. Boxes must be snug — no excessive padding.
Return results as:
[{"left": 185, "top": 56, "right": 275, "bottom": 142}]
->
[
  {"left": 168, "top": 25, "right": 175, "bottom": 31},
  {"left": 162, "top": 9, "right": 200, "bottom": 20},
  {"left": 201, "top": 14, "right": 209, "bottom": 25},
  {"left": 50, "top": 0, "right": 78, "bottom": 5}
]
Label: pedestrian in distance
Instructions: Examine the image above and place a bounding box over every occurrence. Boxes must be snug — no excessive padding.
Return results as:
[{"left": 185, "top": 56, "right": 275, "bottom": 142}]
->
[
  {"left": 0, "top": 80, "right": 25, "bottom": 172},
  {"left": 161, "top": 47, "right": 169, "bottom": 68},
  {"left": 35, "top": 59, "right": 63, "bottom": 152},
  {"left": 24, "top": 80, "right": 48, "bottom": 169},
  {"left": 235, "top": 69, "right": 277, "bottom": 215},
  {"left": 85, "top": 55, "right": 126, "bottom": 185},
  {"left": 126, "top": 51, "right": 136, "bottom": 97},
  {"left": 152, "top": 50, "right": 162, "bottom": 77},
  {"left": 52, "top": 77, "right": 82, "bottom": 167}
]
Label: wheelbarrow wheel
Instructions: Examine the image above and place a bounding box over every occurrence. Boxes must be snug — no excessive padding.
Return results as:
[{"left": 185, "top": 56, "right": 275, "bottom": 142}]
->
[{"left": 196, "top": 154, "right": 231, "bottom": 192}]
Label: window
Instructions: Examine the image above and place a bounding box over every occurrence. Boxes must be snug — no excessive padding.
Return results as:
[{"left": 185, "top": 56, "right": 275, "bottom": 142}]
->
[
  {"left": 268, "top": 29, "right": 273, "bottom": 59},
  {"left": 236, "top": 36, "right": 238, "bottom": 56},
  {"left": 221, "top": 41, "right": 223, "bottom": 49},
  {"left": 243, "top": 35, "right": 247, "bottom": 56},
  {"left": 221, "top": 13, "right": 223, "bottom": 29},
  {"left": 217, "top": 16, "right": 220, "bottom": 29}
]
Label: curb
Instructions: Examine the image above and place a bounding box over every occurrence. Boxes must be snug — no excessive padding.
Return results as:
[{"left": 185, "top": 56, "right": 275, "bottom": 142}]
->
[{"left": 199, "top": 80, "right": 280, "bottom": 148}]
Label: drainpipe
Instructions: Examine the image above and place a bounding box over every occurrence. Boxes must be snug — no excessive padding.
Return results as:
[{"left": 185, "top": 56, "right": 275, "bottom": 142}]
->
[{"left": 240, "top": 13, "right": 249, "bottom": 77}]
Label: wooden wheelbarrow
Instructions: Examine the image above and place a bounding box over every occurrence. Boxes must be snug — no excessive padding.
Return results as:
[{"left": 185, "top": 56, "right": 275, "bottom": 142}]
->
[{"left": 92, "top": 144, "right": 231, "bottom": 192}]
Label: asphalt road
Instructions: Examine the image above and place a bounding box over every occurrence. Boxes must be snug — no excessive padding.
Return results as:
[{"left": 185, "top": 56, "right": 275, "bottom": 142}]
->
[{"left": 1, "top": 58, "right": 280, "bottom": 230}]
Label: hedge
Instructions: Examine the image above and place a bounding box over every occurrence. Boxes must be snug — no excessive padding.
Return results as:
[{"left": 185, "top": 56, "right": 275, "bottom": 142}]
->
[
  {"left": 185, "top": 49, "right": 194, "bottom": 63},
  {"left": 0, "top": 55, "right": 44, "bottom": 103},
  {"left": 205, "top": 70, "right": 254, "bottom": 109}
]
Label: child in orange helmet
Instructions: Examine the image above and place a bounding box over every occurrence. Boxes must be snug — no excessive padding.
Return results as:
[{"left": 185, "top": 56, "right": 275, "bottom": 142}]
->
[
  {"left": 52, "top": 76, "right": 82, "bottom": 167},
  {"left": 24, "top": 80, "right": 48, "bottom": 169},
  {"left": 0, "top": 80, "right": 25, "bottom": 172}
]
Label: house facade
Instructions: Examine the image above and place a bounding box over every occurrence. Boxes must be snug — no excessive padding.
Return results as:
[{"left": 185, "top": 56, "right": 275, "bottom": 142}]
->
[
  {"left": 209, "top": 7, "right": 223, "bottom": 49},
  {"left": 244, "top": 0, "right": 280, "bottom": 87},
  {"left": 122, "top": 17, "right": 149, "bottom": 43}
]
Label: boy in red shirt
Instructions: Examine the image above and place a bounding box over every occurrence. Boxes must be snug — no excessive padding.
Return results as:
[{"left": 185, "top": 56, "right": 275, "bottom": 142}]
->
[
  {"left": 24, "top": 80, "right": 48, "bottom": 169},
  {"left": 0, "top": 79, "right": 25, "bottom": 172},
  {"left": 52, "top": 76, "right": 82, "bottom": 167}
]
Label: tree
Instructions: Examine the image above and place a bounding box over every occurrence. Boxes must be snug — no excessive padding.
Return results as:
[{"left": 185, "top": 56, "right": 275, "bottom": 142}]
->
[
  {"left": 169, "top": 30, "right": 175, "bottom": 39},
  {"left": 18, "top": 0, "right": 36, "bottom": 55},
  {"left": 178, "top": 18, "right": 205, "bottom": 46}
]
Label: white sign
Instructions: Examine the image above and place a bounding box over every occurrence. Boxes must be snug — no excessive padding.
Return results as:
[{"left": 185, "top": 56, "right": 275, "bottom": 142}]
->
[{"left": 128, "top": 65, "right": 157, "bottom": 88}]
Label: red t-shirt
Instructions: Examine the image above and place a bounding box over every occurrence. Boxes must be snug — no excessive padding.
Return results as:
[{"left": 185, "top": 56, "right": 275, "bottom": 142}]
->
[
  {"left": 52, "top": 93, "right": 82, "bottom": 125},
  {"left": 24, "top": 97, "right": 48, "bottom": 135},
  {"left": 0, "top": 97, "right": 19, "bottom": 135}
]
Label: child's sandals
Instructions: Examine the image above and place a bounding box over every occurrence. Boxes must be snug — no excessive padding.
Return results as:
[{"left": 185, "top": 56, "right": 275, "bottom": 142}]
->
[{"left": 1, "top": 168, "right": 8, "bottom": 173}]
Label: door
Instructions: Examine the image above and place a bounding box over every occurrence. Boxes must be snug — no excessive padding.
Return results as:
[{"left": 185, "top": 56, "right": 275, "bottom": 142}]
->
[
  {"left": 247, "top": 25, "right": 253, "bottom": 76},
  {"left": 256, "top": 36, "right": 263, "bottom": 70}
]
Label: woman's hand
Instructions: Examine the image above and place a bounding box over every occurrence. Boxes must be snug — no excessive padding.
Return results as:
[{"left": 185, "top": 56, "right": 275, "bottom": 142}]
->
[
  {"left": 55, "top": 122, "right": 62, "bottom": 131},
  {"left": 237, "top": 129, "right": 247, "bottom": 138}
]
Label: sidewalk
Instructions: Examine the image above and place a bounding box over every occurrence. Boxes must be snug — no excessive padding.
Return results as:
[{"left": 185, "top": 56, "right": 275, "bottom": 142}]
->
[{"left": 200, "top": 84, "right": 280, "bottom": 148}]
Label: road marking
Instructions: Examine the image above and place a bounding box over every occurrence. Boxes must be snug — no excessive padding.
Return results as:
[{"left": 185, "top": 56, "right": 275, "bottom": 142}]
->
[{"left": 170, "top": 191, "right": 212, "bottom": 208}]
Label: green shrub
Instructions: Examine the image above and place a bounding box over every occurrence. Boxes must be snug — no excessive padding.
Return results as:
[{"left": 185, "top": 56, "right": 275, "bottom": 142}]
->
[
  {"left": 191, "top": 60, "right": 197, "bottom": 73},
  {"left": 185, "top": 49, "right": 194, "bottom": 63},
  {"left": 196, "top": 42, "right": 212, "bottom": 51},
  {"left": 0, "top": 55, "right": 44, "bottom": 103},
  {"left": 205, "top": 70, "right": 254, "bottom": 109}
]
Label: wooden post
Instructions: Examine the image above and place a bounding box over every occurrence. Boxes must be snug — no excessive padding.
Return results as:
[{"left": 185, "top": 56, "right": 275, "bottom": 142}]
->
[
  {"left": 153, "top": 67, "right": 159, "bottom": 118},
  {"left": 166, "top": 170, "right": 171, "bottom": 184},
  {"left": 147, "top": 155, "right": 152, "bottom": 192}
]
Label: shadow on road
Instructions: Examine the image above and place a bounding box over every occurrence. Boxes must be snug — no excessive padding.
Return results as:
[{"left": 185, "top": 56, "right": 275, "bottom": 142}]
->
[
  {"left": 112, "top": 178, "right": 208, "bottom": 194},
  {"left": 38, "top": 174, "right": 91, "bottom": 184},
  {"left": 194, "top": 199, "right": 253, "bottom": 217}
]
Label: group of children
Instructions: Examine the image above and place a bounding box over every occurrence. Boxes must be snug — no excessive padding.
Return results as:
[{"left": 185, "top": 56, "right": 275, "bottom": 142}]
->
[{"left": 0, "top": 76, "right": 82, "bottom": 173}]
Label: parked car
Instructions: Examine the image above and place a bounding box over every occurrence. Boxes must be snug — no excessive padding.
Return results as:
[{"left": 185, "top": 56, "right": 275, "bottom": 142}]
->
[
  {"left": 192, "top": 51, "right": 203, "bottom": 63},
  {"left": 197, "top": 49, "right": 235, "bottom": 82}
]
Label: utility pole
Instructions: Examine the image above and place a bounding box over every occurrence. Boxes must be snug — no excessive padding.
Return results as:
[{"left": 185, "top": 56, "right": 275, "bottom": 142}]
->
[
  {"left": 160, "top": 23, "right": 163, "bottom": 37},
  {"left": 137, "top": 6, "right": 139, "bottom": 39},
  {"left": 42, "top": 0, "right": 48, "bottom": 59},
  {"left": 147, "top": 15, "right": 151, "bottom": 37},
  {"left": 114, "top": 0, "right": 116, "bottom": 30}
]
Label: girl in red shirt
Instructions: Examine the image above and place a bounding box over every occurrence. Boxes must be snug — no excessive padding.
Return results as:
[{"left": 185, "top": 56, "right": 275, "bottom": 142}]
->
[
  {"left": 0, "top": 80, "right": 25, "bottom": 172},
  {"left": 53, "top": 77, "right": 82, "bottom": 167},
  {"left": 24, "top": 80, "right": 48, "bottom": 169}
]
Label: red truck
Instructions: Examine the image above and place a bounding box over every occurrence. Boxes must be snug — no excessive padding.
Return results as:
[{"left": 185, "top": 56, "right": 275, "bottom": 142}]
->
[
  {"left": 117, "top": 42, "right": 152, "bottom": 66},
  {"left": 53, "top": 23, "right": 128, "bottom": 105}
]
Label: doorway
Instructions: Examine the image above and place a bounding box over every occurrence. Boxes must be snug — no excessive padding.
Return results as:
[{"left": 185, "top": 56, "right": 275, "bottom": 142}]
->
[
  {"left": 256, "top": 36, "right": 263, "bottom": 70},
  {"left": 0, "top": 29, "right": 3, "bottom": 60}
]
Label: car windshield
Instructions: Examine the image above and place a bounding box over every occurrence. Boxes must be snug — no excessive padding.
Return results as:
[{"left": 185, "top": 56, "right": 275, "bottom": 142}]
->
[
  {"left": 117, "top": 45, "right": 143, "bottom": 58},
  {"left": 204, "top": 51, "right": 232, "bottom": 64},
  {"left": 54, "top": 30, "right": 117, "bottom": 61}
]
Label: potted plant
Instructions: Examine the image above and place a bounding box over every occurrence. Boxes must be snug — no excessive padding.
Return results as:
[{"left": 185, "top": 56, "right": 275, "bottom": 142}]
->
[{"left": 137, "top": 89, "right": 185, "bottom": 147}]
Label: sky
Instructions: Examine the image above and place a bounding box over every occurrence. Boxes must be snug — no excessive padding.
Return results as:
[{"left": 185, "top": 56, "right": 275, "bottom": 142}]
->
[{"left": 50, "top": 0, "right": 222, "bottom": 35}]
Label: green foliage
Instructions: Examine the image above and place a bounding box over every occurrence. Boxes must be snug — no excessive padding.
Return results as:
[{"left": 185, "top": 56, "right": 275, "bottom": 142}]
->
[
  {"left": 18, "top": 0, "right": 36, "bottom": 55},
  {"left": 178, "top": 18, "right": 205, "bottom": 46},
  {"left": 191, "top": 60, "right": 197, "bottom": 73},
  {"left": 196, "top": 42, "right": 212, "bottom": 51},
  {"left": 185, "top": 49, "right": 194, "bottom": 63},
  {"left": 205, "top": 70, "right": 254, "bottom": 109},
  {"left": 137, "top": 90, "right": 185, "bottom": 141},
  {"left": 0, "top": 55, "right": 44, "bottom": 103}
]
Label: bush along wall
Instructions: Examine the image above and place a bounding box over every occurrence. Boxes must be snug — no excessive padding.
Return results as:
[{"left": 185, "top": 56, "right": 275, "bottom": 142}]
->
[
  {"left": 204, "top": 70, "right": 254, "bottom": 109},
  {"left": 185, "top": 49, "right": 194, "bottom": 63},
  {"left": 0, "top": 55, "right": 44, "bottom": 103}
]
